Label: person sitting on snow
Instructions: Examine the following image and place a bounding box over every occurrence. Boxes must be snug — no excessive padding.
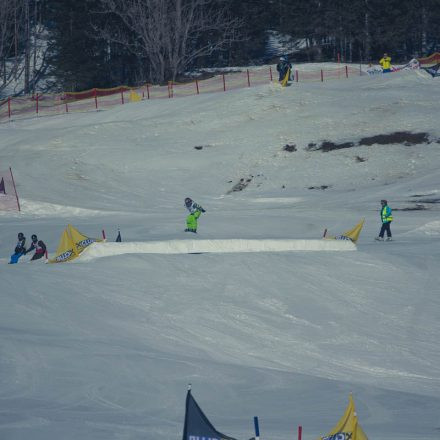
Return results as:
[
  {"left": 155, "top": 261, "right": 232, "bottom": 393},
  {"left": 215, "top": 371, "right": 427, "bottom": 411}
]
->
[
  {"left": 26, "top": 234, "right": 47, "bottom": 261},
  {"left": 276, "top": 56, "right": 292, "bottom": 82},
  {"left": 9, "top": 232, "right": 26, "bottom": 264},
  {"left": 184, "top": 197, "right": 205, "bottom": 233}
]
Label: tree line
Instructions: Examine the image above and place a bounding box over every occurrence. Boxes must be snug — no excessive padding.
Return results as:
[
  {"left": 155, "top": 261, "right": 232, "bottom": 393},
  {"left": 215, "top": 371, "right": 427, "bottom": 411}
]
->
[{"left": 1, "top": 0, "right": 439, "bottom": 95}]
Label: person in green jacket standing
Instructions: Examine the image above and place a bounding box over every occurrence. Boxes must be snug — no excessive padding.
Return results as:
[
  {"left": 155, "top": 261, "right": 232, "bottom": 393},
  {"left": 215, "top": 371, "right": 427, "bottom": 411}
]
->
[{"left": 376, "top": 199, "right": 393, "bottom": 241}]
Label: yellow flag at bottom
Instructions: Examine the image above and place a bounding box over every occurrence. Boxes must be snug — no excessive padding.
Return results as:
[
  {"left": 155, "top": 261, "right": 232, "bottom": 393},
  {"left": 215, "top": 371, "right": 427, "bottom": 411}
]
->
[{"left": 319, "top": 394, "right": 368, "bottom": 440}]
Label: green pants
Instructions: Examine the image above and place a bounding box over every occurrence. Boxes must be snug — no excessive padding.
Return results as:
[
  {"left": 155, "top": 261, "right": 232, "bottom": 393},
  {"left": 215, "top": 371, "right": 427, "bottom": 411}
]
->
[{"left": 186, "top": 210, "right": 201, "bottom": 231}]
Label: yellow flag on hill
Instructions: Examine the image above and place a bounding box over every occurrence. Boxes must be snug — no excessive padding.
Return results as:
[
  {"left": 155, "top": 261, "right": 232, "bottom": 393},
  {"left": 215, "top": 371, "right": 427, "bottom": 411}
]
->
[
  {"left": 49, "top": 224, "right": 102, "bottom": 263},
  {"left": 129, "top": 90, "right": 142, "bottom": 102},
  {"left": 319, "top": 394, "right": 368, "bottom": 440},
  {"left": 280, "top": 68, "right": 291, "bottom": 87}
]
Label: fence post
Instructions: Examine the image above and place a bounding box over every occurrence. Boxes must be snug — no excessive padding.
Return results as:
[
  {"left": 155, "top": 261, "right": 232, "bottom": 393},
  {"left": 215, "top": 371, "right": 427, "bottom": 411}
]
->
[
  {"left": 295, "top": 70, "right": 299, "bottom": 82},
  {"left": 65, "top": 99, "right": 69, "bottom": 113},
  {"left": 121, "top": 88, "right": 124, "bottom": 104},
  {"left": 298, "top": 426, "right": 302, "bottom": 440},
  {"left": 167, "top": 82, "right": 171, "bottom": 98},
  {"left": 146, "top": 84, "right": 150, "bottom": 99},
  {"left": 36, "top": 93, "right": 39, "bottom": 114},
  {"left": 247, "top": 69, "right": 251, "bottom": 87},
  {"left": 8, "top": 96, "right": 11, "bottom": 119},
  {"left": 253, "top": 417, "right": 260, "bottom": 440},
  {"left": 170, "top": 81, "right": 174, "bottom": 98},
  {"left": 94, "top": 88, "right": 98, "bottom": 109},
  {"left": 345, "top": 65, "right": 348, "bottom": 78},
  {"left": 222, "top": 74, "right": 226, "bottom": 91},
  {"left": 321, "top": 69, "right": 324, "bottom": 82},
  {"left": 102, "top": 229, "right": 106, "bottom": 240},
  {"left": 195, "top": 79, "right": 199, "bottom": 95},
  {"left": 269, "top": 66, "right": 273, "bottom": 81},
  {"left": 9, "top": 167, "right": 20, "bottom": 212}
]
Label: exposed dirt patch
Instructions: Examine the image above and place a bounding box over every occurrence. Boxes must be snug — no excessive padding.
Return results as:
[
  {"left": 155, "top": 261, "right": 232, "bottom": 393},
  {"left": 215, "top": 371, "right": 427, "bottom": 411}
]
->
[
  {"left": 308, "top": 141, "right": 354, "bottom": 152},
  {"left": 307, "top": 131, "right": 431, "bottom": 153},
  {"left": 359, "top": 131, "right": 430, "bottom": 146},
  {"left": 194, "top": 144, "right": 214, "bottom": 150},
  {"left": 308, "top": 185, "right": 331, "bottom": 190},
  {"left": 395, "top": 205, "right": 428, "bottom": 211},
  {"left": 227, "top": 176, "right": 253, "bottom": 194},
  {"left": 283, "top": 144, "right": 297, "bottom": 152},
  {"left": 416, "top": 198, "right": 440, "bottom": 204}
]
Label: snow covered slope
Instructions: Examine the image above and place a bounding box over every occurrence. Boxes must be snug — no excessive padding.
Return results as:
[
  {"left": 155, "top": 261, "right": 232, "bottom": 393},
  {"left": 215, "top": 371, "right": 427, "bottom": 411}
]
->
[{"left": 0, "top": 66, "right": 439, "bottom": 440}]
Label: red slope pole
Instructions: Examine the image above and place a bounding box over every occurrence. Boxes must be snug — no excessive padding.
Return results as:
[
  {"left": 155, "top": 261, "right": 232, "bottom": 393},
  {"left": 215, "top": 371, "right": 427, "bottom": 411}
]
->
[
  {"left": 9, "top": 167, "right": 21, "bottom": 212},
  {"left": 298, "top": 425, "right": 302, "bottom": 440}
]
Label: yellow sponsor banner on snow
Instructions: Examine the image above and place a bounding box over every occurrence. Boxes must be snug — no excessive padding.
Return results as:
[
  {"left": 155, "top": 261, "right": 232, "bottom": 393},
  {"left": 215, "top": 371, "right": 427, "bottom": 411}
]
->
[
  {"left": 342, "top": 218, "right": 365, "bottom": 243},
  {"left": 49, "top": 225, "right": 102, "bottom": 263},
  {"left": 319, "top": 394, "right": 368, "bottom": 440},
  {"left": 49, "top": 228, "right": 78, "bottom": 263},
  {"left": 324, "top": 219, "right": 365, "bottom": 244}
]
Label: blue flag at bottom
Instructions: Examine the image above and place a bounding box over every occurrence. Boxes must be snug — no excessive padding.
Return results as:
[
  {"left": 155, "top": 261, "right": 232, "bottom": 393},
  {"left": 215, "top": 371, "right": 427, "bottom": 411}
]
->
[{"left": 182, "top": 388, "right": 238, "bottom": 440}]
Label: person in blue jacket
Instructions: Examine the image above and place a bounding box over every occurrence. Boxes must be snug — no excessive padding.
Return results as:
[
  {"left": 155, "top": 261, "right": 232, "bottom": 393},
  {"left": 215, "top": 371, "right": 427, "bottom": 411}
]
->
[
  {"left": 376, "top": 199, "right": 393, "bottom": 241},
  {"left": 9, "top": 232, "right": 26, "bottom": 264},
  {"left": 184, "top": 197, "right": 205, "bottom": 233}
]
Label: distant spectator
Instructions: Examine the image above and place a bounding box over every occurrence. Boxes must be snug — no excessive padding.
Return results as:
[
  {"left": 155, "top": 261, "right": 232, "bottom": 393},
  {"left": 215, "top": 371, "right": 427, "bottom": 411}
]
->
[
  {"left": 379, "top": 53, "right": 392, "bottom": 73},
  {"left": 276, "top": 56, "right": 292, "bottom": 83}
]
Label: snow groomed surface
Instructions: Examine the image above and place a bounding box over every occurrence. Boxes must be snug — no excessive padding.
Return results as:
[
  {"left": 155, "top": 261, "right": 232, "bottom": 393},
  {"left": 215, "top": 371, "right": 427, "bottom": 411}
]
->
[{"left": 78, "top": 239, "right": 356, "bottom": 261}]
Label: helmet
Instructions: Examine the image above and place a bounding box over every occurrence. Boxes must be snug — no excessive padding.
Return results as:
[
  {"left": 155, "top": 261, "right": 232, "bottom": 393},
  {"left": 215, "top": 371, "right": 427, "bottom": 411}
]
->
[
  {"left": 18, "top": 232, "right": 24, "bottom": 239},
  {"left": 31, "top": 234, "right": 37, "bottom": 241},
  {"left": 381, "top": 199, "right": 387, "bottom": 205},
  {"left": 280, "top": 56, "right": 287, "bottom": 62},
  {"left": 185, "top": 197, "right": 192, "bottom": 206}
]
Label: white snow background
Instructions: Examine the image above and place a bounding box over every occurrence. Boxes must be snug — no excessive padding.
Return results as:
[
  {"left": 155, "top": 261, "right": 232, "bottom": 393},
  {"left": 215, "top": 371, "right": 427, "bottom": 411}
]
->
[{"left": 1, "top": 66, "right": 440, "bottom": 440}]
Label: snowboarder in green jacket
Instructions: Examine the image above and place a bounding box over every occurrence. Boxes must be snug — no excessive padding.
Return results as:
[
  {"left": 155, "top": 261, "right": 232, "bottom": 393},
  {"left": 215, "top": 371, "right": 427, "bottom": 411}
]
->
[{"left": 184, "top": 197, "right": 205, "bottom": 233}]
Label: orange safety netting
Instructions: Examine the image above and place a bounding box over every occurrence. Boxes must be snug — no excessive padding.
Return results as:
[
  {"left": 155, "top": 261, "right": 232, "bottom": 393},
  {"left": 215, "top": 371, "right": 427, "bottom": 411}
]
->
[
  {"left": 418, "top": 52, "right": 440, "bottom": 67},
  {"left": 0, "top": 65, "right": 363, "bottom": 123}
]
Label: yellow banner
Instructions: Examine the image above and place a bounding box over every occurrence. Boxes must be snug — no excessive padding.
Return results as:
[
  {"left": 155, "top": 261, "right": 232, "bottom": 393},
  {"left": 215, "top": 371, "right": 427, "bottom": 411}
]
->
[
  {"left": 48, "top": 228, "right": 78, "bottom": 263},
  {"left": 319, "top": 394, "right": 368, "bottom": 440},
  {"left": 49, "top": 225, "right": 102, "bottom": 263}
]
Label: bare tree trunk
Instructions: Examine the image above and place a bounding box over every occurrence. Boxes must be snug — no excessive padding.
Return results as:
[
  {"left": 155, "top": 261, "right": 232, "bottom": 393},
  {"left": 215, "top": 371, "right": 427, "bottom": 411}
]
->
[
  {"left": 24, "top": 0, "right": 30, "bottom": 94},
  {"left": 421, "top": 6, "right": 427, "bottom": 56},
  {"left": 364, "top": 0, "right": 371, "bottom": 62},
  {"left": 96, "top": 0, "right": 242, "bottom": 83}
]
